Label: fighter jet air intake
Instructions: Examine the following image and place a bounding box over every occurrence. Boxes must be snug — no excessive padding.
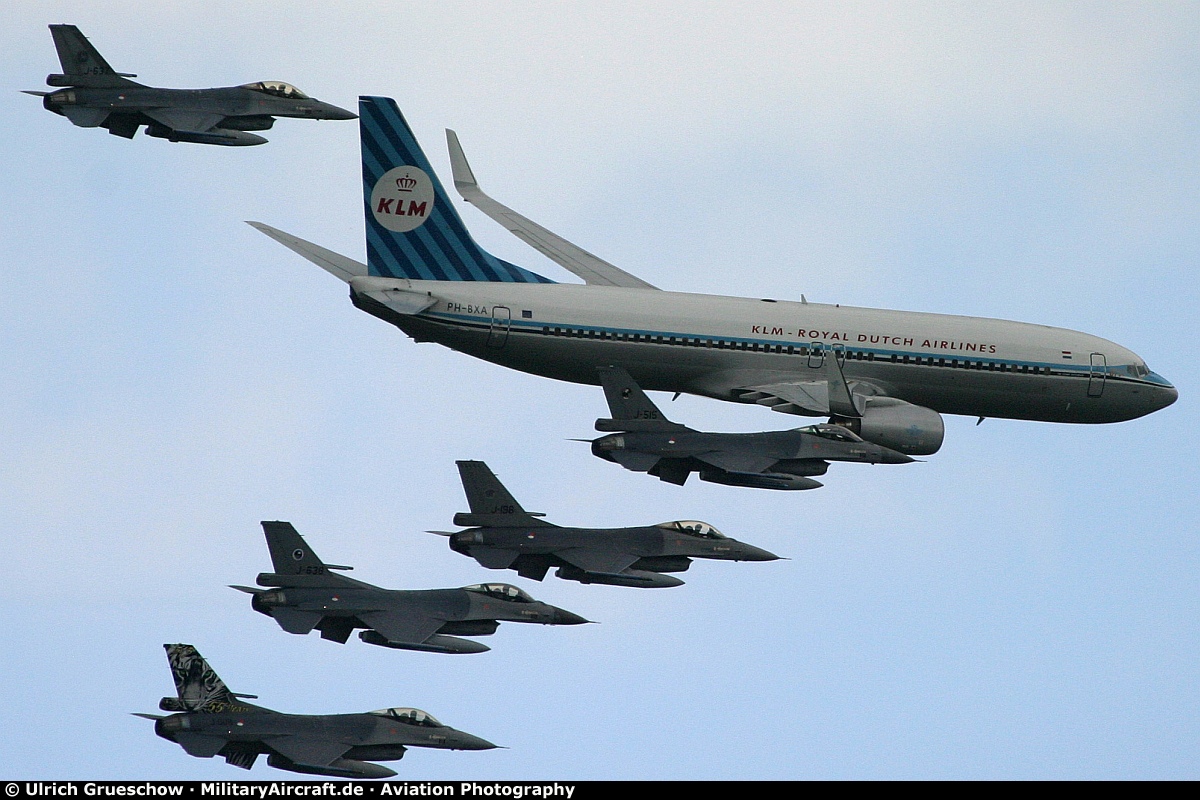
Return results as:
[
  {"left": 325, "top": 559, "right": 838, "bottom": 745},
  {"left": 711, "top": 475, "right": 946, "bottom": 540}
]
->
[
  {"left": 233, "top": 521, "right": 588, "bottom": 653},
  {"left": 135, "top": 644, "right": 496, "bottom": 778},
  {"left": 431, "top": 460, "right": 780, "bottom": 587},
  {"left": 251, "top": 96, "right": 1176, "bottom": 475},
  {"left": 25, "top": 25, "right": 354, "bottom": 146}
]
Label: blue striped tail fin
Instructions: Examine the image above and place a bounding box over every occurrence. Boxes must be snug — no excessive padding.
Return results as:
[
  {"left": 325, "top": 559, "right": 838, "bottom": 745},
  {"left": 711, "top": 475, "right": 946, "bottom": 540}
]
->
[{"left": 359, "top": 96, "right": 553, "bottom": 283}]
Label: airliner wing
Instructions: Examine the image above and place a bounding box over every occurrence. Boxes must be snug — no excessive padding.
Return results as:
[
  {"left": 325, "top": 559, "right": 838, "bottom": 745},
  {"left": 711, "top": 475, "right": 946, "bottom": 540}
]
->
[
  {"left": 735, "top": 352, "right": 870, "bottom": 416},
  {"left": 446, "top": 129, "right": 659, "bottom": 290}
]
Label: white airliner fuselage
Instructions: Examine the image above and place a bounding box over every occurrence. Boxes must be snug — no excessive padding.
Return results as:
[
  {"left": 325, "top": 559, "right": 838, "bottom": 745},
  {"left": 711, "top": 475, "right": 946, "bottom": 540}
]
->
[{"left": 349, "top": 276, "right": 1176, "bottom": 425}]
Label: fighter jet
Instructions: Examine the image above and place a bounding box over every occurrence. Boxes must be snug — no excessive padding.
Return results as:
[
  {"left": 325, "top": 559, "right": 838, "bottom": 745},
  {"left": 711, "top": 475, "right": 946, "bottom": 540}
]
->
[
  {"left": 24, "top": 25, "right": 354, "bottom": 146},
  {"left": 232, "top": 521, "right": 588, "bottom": 654},
  {"left": 433, "top": 460, "right": 779, "bottom": 588},
  {"left": 590, "top": 366, "right": 914, "bottom": 490},
  {"left": 134, "top": 644, "right": 495, "bottom": 778}
]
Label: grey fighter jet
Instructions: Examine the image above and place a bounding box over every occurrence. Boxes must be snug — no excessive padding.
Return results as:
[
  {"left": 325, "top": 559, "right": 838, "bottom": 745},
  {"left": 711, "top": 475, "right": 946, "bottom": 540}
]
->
[
  {"left": 590, "top": 366, "right": 914, "bottom": 490},
  {"left": 232, "top": 521, "right": 587, "bottom": 654},
  {"left": 24, "top": 25, "right": 354, "bottom": 146},
  {"left": 434, "top": 460, "right": 779, "bottom": 588},
  {"left": 134, "top": 644, "right": 495, "bottom": 778}
]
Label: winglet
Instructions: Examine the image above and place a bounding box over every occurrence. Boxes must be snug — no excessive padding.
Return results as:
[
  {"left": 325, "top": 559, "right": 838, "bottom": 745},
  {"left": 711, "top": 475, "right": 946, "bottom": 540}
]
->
[
  {"left": 446, "top": 129, "right": 659, "bottom": 290},
  {"left": 247, "top": 221, "right": 368, "bottom": 283}
]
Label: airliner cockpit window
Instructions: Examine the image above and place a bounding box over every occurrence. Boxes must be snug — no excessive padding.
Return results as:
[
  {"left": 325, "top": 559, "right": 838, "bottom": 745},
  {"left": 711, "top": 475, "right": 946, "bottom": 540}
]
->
[
  {"left": 655, "top": 520, "right": 726, "bottom": 539},
  {"left": 463, "top": 583, "right": 534, "bottom": 603},
  {"left": 369, "top": 707, "right": 441, "bottom": 727},
  {"left": 241, "top": 81, "right": 310, "bottom": 99}
]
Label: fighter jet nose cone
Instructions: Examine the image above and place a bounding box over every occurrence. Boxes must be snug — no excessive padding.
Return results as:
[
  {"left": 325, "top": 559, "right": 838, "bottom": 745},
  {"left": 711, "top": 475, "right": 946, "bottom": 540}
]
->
[
  {"left": 455, "top": 733, "right": 499, "bottom": 751},
  {"left": 316, "top": 102, "right": 357, "bottom": 120},
  {"left": 742, "top": 546, "right": 782, "bottom": 562},
  {"left": 552, "top": 609, "right": 591, "bottom": 626},
  {"left": 880, "top": 449, "right": 916, "bottom": 464}
]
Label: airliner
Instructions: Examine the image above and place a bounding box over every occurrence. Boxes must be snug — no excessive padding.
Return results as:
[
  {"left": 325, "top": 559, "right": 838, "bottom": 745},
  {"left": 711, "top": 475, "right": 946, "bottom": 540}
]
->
[{"left": 250, "top": 96, "right": 1176, "bottom": 458}]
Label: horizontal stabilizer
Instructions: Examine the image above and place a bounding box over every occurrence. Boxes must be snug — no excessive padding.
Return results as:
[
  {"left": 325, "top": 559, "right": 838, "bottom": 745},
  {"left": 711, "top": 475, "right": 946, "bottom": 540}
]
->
[
  {"left": 131, "top": 712, "right": 165, "bottom": 721},
  {"left": 247, "top": 222, "right": 369, "bottom": 282},
  {"left": 446, "top": 129, "right": 658, "bottom": 289}
]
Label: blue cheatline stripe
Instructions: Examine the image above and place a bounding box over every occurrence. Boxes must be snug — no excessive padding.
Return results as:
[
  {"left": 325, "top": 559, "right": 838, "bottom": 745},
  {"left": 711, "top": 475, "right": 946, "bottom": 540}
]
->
[{"left": 358, "top": 96, "right": 552, "bottom": 284}]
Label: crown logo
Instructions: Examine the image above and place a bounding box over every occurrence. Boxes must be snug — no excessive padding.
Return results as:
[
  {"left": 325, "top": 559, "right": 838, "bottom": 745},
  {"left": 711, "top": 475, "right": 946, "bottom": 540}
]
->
[{"left": 395, "top": 174, "right": 417, "bottom": 192}]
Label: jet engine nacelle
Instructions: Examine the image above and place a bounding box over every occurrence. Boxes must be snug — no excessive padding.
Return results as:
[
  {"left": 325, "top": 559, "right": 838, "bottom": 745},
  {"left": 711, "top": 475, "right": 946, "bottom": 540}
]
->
[{"left": 836, "top": 397, "right": 944, "bottom": 456}]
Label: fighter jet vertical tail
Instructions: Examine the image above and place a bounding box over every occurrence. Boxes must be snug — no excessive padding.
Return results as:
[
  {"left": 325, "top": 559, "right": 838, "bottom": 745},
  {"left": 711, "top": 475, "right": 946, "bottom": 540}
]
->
[
  {"left": 162, "top": 644, "right": 244, "bottom": 713},
  {"left": 260, "top": 521, "right": 353, "bottom": 580},
  {"left": 453, "top": 460, "right": 553, "bottom": 528},
  {"left": 595, "top": 365, "right": 691, "bottom": 433},
  {"left": 47, "top": 25, "right": 141, "bottom": 89},
  {"left": 359, "top": 96, "right": 554, "bottom": 284}
]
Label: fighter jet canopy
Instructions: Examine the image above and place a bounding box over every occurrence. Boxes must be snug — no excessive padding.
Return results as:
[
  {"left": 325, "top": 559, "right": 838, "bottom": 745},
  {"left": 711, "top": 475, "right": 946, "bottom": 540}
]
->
[
  {"left": 368, "top": 707, "right": 442, "bottom": 727},
  {"left": 240, "top": 81, "right": 309, "bottom": 99},
  {"left": 463, "top": 583, "right": 535, "bottom": 603},
  {"left": 654, "top": 520, "right": 726, "bottom": 539},
  {"left": 794, "top": 423, "right": 867, "bottom": 442}
]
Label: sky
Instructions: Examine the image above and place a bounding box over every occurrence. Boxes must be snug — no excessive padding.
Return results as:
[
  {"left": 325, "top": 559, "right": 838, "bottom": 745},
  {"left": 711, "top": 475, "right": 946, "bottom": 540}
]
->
[{"left": 1, "top": 1, "right": 1198, "bottom": 780}]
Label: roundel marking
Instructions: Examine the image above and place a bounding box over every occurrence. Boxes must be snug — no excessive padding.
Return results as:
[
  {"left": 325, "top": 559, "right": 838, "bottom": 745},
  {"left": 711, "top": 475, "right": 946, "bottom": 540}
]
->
[
  {"left": 371, "top": 166, "right": 435, "bottom": 233},
  {"left": 291, "top": 548, "right": 305, "bottom": 561}
]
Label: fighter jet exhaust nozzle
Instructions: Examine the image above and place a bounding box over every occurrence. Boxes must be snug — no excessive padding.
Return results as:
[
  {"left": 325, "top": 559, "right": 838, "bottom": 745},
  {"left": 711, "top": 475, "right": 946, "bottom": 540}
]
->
[
  {"left": 266, "top": 753, "right": 397, "bottom": 780},
  {"left": 358, "top": 629, "right": 490, "bottom": 654},
  {"left": 555, "top": 565, "right": 685, "bottom": 588}
]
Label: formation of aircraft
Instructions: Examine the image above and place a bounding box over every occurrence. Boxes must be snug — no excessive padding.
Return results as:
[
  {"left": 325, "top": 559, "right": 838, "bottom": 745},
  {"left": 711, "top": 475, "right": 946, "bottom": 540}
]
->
[
  {"left": 24, "top": 25, "right": 354, "bottom": 146},
  {"left": 252, "top": 96, "right": 1176, "bottom": 475},
  {"left": 430, "top": 460, "right": 780, "bottom": 588},
  {"left": 28, "top": 23, "right": 1177, "bottom": 776},
  {"left": 589, "top": 366, "right": 912, "bottom": 490},
  {"left": 232, "top": 521, "right": 588, "bottom": 654},
  {"left": 134, "top": 645, "right": 495, "bottom": 778}
]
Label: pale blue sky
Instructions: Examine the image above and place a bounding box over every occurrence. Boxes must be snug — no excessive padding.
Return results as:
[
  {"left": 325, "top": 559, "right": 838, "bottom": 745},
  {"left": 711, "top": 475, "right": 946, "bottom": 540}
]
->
[{"left": 1, "top": 1, "right": 1197, "bottom": 779}]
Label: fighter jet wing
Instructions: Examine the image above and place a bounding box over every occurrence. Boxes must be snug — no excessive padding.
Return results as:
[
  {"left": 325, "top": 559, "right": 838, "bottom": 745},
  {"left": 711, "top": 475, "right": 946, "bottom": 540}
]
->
[
  {"left": 447, "top": 130, "right": 659, "bottom": 290},
  {"left": 61, "top": 106, "right": 110, "bottom": 128},
  {"left": 358, "top": 611, "right": 446, "bottom": 647},
  {"left": 142, "top": 108, "right": 226, "bottom": 134},
  {"left": 470, "top": 546, "right": 521, "bottom": 569},
  {"left": 264, "top": 736, "right": 352, "bottom": 768},
  {"left": 557, "top": 548, "right": 640, "bottom": 575},
  {"left": 175, "top": 733, "right": 229, "bottom": 758},
  {"left": 694, "top": 450, "right": 780, "bottom": 474},
  {"left": 271, "top": 608, "right": 323, "bottom": 635},
  {"left": 608, "top": 451, "right": 663, "bottom": 472}
]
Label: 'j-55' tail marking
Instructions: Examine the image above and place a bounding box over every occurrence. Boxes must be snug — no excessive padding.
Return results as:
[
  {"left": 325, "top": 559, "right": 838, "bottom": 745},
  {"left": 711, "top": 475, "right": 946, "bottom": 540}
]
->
[{"left": 359, "top": 96, "right": 553, "bottom": 284}]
